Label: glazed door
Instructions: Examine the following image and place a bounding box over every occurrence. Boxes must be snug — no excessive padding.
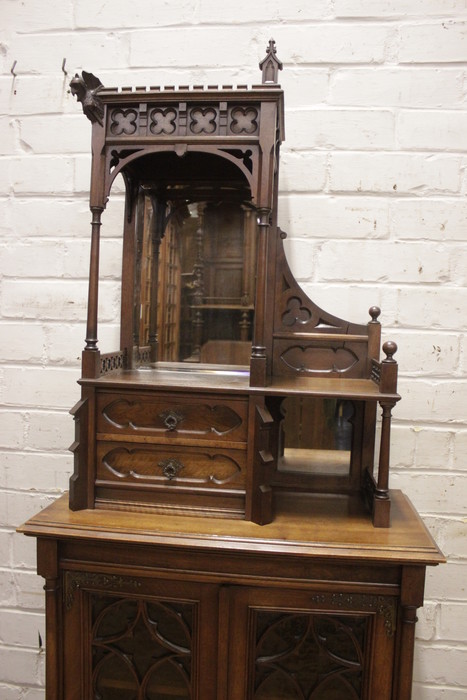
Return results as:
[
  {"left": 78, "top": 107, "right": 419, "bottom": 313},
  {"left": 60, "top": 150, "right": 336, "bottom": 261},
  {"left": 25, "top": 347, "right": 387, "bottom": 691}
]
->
[
  {"left": 225, "top": 586, "right": 397, "bottom": 700},
  {"left": 62, "top": 570, "right": 219, "bottom": 700}
]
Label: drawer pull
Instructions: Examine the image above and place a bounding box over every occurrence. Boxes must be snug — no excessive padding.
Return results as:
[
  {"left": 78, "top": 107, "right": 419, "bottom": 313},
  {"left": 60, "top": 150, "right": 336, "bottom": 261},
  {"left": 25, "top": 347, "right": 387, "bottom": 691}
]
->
[
  {"left": 159, "top": 410, "right": 184, "bottom": 431},
  {"left": 158, "top": 458, "right": 184, "bottom": 480}
]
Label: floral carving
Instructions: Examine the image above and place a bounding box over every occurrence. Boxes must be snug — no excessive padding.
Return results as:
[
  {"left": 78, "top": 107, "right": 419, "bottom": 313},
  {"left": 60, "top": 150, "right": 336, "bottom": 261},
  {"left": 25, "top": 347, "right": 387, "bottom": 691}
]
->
[
  {"left": 230, "top": 106, "right": 258, "bottom": 134},
  {"left": 110, "top": 108, "right": 138, "bottom": 135},
  {"left": 149, "top": 107, "right": 177, "bottom": 135},
  {"left": 189, "top": 107, "right": 217, "bottom": 134}
]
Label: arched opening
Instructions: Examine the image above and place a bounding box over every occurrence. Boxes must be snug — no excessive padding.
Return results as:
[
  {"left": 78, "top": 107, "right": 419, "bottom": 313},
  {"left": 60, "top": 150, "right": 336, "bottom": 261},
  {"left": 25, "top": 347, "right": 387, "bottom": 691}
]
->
[{"left": 118, "top": 150, "right": 257, "bottom": 367}]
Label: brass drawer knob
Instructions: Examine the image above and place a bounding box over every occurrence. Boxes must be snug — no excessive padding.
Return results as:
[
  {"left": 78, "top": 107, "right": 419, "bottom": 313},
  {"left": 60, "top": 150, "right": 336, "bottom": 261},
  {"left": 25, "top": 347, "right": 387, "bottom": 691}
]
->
[
  {"left": 158, "top": 458, "right": 184, "bottom": 480},
  {"left": 159, "top": 410, "right": 184, "bottom": 431}
]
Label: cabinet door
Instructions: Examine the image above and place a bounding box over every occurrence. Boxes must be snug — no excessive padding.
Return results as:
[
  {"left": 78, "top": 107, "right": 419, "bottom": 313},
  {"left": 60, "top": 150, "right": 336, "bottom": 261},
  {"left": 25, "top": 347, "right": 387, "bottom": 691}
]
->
[
  {"left": 226, "top": 586, "right": 397, "bottom": 700},
  {"left": 62, "top": 570, "right": 219, "bottom": 700}
]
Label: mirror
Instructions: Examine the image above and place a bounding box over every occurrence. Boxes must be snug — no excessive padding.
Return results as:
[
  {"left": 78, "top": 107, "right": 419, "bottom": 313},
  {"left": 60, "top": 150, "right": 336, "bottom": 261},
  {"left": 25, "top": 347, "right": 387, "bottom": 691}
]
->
[
  {"left": 278, "top": 397, "right": 354, "bottom": 475},
  {"left": 128, "top": 152, "right": 256, "bottom": 367}
]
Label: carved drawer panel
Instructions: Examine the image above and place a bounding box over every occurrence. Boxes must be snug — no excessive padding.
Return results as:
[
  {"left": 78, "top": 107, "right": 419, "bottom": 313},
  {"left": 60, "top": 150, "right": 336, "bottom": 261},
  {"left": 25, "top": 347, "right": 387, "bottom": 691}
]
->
[
  {"left": 96, "top": 392, "right": 248, "bottom": 443},
  {"left": 96, "top": 441, "right": 246, "bottom": 489}
]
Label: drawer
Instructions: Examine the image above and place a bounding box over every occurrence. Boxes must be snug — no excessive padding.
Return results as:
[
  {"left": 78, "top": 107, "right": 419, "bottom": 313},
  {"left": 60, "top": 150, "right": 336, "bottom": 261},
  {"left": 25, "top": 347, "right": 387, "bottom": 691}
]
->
[
  {"left": 96, "top": 441, "right": 246, "bottom": 490},
  {"left": 96, "top": 391, "right": 248, "bottom": 443}
]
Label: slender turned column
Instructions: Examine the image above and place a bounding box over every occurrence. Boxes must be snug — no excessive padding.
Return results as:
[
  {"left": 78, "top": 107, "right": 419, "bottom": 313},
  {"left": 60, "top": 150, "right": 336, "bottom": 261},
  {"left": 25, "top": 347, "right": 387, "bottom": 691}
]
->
[
  {"left": 377, "top": 401, "right": 395, "bottom": 499},
  {"left": 85, "top": 206, "right": 103, "bottom": 351},
  {"left": 373, "top": 340, "right": 399, "bottom": 525},
  {"left": 377, "top": 341, "right": 398, "bottom": 494}
]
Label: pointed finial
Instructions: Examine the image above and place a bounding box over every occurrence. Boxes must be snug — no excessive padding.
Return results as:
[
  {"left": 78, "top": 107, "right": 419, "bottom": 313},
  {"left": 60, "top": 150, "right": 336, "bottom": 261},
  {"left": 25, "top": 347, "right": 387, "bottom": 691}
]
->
[{"left": 259, "top": 39, "right": 283, "bottom": 84}]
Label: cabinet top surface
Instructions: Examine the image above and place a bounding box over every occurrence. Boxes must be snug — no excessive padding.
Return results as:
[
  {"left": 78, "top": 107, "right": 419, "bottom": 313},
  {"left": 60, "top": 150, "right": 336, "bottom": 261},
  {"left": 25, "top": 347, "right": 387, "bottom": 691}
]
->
[{"left": 20, "top": 491, "right": 443, "bottom": 566}]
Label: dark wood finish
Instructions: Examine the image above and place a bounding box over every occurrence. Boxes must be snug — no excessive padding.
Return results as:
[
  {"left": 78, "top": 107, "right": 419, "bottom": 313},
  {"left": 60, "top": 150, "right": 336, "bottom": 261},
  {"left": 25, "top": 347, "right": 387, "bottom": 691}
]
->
[
  {"left": 20, "top": 42, "right": 443, "bottom": 700},
  {"left": 20, "top": 491, "right": 444, "bottom": 700},
  {"left": 66, "top": 47, "right": 400, "bottom": 524}
]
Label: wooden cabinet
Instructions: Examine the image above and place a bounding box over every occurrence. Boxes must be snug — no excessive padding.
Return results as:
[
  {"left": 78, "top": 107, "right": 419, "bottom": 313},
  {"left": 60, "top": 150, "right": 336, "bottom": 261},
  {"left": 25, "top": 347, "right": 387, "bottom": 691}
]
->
[
  {"left": 20, "top": 491, "right": 443, "bottom": 700},
  {"left": 20, "top": 40, "right": 444, "bottom": 699}
]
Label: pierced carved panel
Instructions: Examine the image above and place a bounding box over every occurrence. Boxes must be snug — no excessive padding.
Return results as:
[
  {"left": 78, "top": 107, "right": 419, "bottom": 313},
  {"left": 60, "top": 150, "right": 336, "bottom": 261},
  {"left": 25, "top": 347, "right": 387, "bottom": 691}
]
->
[
  {"left": 253, "top": 610, "right": 367, "bottom": 699},
  {"left": 190, "top": 107, "right": 217, "bottom": 134},
  {"left": 106, "top": 102, "right": 260, "bottom": 139},
  {"left": 110, "top": 108, "right": 138, "bottom": 136},
  {"left": 91, "top": 596, "right": 193, "bottom": 700},
  {"left": 230, "top": 106, "right": 259, "bottom": 134},
  {"left": 100, "top": 351, "right": 126, "bottom": 375},
  {"left": 149, "top": 107, "right": 177, "bottom": 135}
]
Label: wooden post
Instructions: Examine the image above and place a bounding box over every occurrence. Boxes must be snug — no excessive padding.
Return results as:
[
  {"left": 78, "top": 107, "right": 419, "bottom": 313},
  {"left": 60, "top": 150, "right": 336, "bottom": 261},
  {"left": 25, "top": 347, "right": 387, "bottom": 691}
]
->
[
  {"left": 84, "top": 206, "right": 103, "bottom": 352},
  {"left": 250, "top": 208, "right": 270, "bottom": 386},
  {"left": 37, "top": 539, "right": 61, "bottom": 700}
]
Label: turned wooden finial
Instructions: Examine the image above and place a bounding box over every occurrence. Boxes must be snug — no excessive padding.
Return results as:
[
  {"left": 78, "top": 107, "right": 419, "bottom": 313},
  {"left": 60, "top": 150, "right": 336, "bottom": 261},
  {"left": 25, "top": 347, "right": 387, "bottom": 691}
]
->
[
  {"left": 369, "top": 306, "right": 381, "bottom": 323},
  {"left": 259, "top": 39, "right": 283, "bottom": 84},
  {"left": 383, "top": 341, "right": 398, "bottom": 362}
]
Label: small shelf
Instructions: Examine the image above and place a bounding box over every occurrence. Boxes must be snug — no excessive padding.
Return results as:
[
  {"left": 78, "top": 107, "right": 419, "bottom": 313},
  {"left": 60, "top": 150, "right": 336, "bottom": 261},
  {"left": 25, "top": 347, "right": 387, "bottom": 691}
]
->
[{"left": 80, "top": 365, "right": 400, "bottom": 403}]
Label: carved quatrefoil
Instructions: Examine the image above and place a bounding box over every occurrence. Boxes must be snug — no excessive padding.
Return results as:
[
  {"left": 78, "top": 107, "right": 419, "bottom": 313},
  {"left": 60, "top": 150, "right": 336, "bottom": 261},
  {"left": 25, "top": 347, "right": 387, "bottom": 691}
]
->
[
  {"left": 230, "top": 106, "right": 258, "bottom": 134},
  {"left": 149, "top": 107, "right": 177, "bottom": 135},
  {"left": 110, "top": 108, "right": 138, "bottom": 135},
  {"left": 190, "top": 107, "right": 217, "bottom": 134}
]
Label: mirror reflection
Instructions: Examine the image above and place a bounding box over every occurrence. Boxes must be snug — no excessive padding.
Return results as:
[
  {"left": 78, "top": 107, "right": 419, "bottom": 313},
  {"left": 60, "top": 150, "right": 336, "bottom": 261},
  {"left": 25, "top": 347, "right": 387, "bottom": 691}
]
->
[
  {"left": 278, "top": 397, "right": 354, "bottom": 475},
  {"left": 133, "top": 186, "right": 256, "bottom": 366}
]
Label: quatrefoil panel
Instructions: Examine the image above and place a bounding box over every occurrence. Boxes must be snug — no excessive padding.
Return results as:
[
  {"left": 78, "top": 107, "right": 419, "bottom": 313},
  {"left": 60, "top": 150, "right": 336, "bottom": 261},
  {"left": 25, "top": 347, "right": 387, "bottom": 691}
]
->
[
  {"left": 230, "top": 106, "right": 258, "bottom": 134},
  {"left": 189, "top": 107, "right": 217, "bottom": 134},
  {"left": 149, "top": 107, "right": 177, "bottom": 135},
  {"left": 282, "top": 296, "right": 312, "bottom": 326},
  {"left": 110, "top": 108, "right": 138, "bottom": 136}
]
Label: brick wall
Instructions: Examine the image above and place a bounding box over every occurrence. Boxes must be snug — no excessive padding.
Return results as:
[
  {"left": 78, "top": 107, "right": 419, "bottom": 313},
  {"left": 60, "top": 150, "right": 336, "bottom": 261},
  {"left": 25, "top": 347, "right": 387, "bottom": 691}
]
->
[{"left": 1, "top": 1, "right": 466, "bottom": 697}]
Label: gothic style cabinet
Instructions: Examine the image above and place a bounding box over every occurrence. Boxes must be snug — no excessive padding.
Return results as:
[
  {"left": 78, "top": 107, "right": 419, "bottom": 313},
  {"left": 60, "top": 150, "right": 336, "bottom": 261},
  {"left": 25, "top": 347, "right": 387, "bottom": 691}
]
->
[{"left": 20, "top": 42, "right": 443, "bottom": 700}]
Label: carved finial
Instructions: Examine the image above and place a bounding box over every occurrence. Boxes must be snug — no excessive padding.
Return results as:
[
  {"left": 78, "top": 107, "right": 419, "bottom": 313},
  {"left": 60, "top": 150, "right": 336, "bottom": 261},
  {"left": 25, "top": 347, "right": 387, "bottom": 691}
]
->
[
  {"left": 70, "top": 71, "right": 104, "bottom": 125},
  {"left": 369, "top": 306, "right": 381, "bottom": 323},
  {"left": 259, "top": 39, "right": 283, "bottom": 84},
  {"left": 383, "top": 341, "right": 397, "bottom": 362}
]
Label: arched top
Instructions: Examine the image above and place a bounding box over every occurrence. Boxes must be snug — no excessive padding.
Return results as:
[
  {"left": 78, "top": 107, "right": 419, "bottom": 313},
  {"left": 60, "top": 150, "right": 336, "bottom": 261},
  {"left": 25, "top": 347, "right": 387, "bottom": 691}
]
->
[{"left": 106, "top": 147, "right": 255, "bottom": 205}]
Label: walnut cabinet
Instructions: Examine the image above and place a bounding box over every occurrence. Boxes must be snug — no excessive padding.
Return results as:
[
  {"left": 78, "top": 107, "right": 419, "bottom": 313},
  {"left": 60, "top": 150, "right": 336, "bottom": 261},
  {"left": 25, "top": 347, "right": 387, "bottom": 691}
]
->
[
  {"left": 20, "top": 41, "right": 444, "bottom": 699},
  {"left": 21, "top": 491, "right": 443, "bottom": 700}
]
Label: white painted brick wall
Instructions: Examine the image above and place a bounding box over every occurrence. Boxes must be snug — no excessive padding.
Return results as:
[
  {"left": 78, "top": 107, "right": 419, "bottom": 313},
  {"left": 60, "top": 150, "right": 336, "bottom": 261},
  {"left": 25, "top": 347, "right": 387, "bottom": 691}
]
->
[{"left": 1, "top": 1, "right": 466, "bottom": 698}]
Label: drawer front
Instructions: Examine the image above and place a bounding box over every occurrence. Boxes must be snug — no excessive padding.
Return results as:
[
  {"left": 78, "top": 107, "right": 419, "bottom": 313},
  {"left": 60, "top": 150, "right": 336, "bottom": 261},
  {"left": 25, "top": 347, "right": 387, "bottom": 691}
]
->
[
  {"left": 97, "top": 441, "right": 246, "bottom": 489},
  {"left": 97, "top": 392, "right": 249, "bottom": 443}
]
